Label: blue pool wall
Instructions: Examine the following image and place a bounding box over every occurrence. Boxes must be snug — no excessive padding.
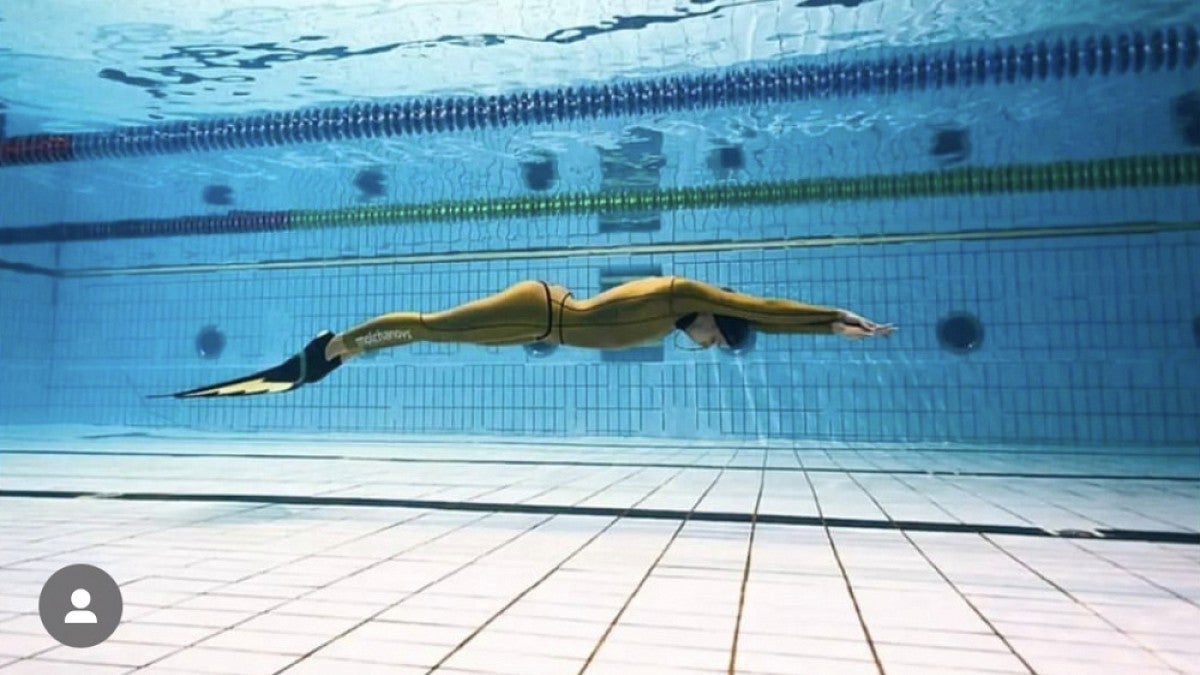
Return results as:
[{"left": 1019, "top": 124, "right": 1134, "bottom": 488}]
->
[
  {"left": 27, "top": 222, "right": 1197, "bottom": 446},
  {"left": 0, "top": 258, "right": 54, "bottom": 425}
]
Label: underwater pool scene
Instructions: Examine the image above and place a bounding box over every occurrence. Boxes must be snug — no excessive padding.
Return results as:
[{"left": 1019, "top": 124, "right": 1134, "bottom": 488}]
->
[{"left": 1, "top": 1, "right": 1199, "bottom": 673}]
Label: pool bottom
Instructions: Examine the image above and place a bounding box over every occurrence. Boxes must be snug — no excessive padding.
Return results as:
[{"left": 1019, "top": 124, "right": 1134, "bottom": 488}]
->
[
  {"left": 0, "top": 492, "right": 1195, "bottom": 674},
  {"left": 1, "top": 425, "right": 1196, "bottom": 543}
]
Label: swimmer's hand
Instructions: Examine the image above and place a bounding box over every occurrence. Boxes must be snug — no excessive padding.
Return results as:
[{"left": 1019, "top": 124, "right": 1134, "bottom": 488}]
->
[{"left": 833, "top": 310, "right": 896, "bottom": 339}]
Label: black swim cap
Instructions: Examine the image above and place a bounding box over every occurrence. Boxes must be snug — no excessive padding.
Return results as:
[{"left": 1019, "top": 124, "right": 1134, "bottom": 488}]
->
[
  {"left": 714, "top": 314, "right": 755, "bottom": 352},
  {"left": 674, "top": 313, "right": 699, "bottom": 331},
  {"left": 713, "top": 287, "right": 755, "bottom": 352},
  {"left": 675, "top": 287, "right": 756, "bottom": 352}
]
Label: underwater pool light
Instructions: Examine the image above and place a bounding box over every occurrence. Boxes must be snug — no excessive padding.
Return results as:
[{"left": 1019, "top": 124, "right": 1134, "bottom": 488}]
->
[
  {"left": 194, "top": 325, "right": 226, "bottom": 359},
  {"left": 938, "top": 312, "right": 984, "bottom": 354}
]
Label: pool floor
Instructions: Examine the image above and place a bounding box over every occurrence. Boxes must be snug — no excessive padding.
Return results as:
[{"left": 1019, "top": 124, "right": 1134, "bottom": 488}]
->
[{"left": 0, "top": 427, "right": 1197, "bottom": 674}]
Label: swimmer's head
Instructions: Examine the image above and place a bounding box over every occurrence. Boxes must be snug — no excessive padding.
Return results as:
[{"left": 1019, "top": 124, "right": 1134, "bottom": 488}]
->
[
  {"left": 714, "top": 314, "right": 755, "bottom": 352},
  {"left": 675, "top": 285, "right": 757, "bottom": 353},
  {"left": 675, "top": 313, "right": 756, "bottom": 353}
]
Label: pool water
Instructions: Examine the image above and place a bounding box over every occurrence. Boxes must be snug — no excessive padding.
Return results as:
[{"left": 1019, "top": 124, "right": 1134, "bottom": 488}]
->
[{"left": 1, "top": 2, "right": 1198, "bottom": 674}]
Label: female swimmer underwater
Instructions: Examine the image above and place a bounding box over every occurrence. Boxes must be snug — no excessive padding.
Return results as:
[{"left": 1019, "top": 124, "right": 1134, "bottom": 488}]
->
[{"left": 159, "top": 275, "right": 895, "bottom": 398}]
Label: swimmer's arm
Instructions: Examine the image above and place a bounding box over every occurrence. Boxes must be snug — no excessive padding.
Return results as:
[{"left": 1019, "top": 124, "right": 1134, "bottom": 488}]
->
[
  {"left": 670, "top": 277, "right": 843, "bottom": 333},
  {"left": 670, "top": 278, "right": 895, "bottom": 337}
]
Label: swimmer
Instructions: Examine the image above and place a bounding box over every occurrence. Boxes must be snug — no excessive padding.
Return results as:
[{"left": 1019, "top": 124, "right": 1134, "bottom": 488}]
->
[{"left": 157, "top": 275, "right": 894, "bottom": 398}]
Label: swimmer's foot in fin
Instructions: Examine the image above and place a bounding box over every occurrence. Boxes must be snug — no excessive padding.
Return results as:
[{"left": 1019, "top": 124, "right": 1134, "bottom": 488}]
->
[{"left": 151, "top": 330, "right": 343, "bottom": 399}]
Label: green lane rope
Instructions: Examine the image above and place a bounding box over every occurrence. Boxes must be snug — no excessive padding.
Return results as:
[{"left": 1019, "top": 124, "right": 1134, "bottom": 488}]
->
[
  {"left": 287, "top": 153, "right": 1199, "bottom": 231},
  {"left": 2, "top": 152, "right": 1196, "bottom": 246}
]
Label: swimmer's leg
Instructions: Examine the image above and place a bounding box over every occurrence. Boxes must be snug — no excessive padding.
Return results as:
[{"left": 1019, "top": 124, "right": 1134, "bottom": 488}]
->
[{"left": 332, "top": 280, "right": 551, "bottom": 357}]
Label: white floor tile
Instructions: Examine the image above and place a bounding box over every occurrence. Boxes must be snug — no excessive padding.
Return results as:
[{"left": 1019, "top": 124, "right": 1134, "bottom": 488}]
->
[
  {"left": 147, "top": 646, "right": 298, "bottom": 674},
  {"left": 1, "top": 431, "right": 1196, "bottom": 675},
  {"left": 0, "top": 660, "right": 131, "bottom": 675}
]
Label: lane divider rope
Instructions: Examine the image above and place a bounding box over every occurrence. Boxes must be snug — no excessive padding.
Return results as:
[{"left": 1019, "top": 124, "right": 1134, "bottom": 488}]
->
[
  {"left": 1, "top": 25, "right": 1195, "bottom": 167},
  {"left": 2, "top": 152, "right": 1196, "bottom": 246}
]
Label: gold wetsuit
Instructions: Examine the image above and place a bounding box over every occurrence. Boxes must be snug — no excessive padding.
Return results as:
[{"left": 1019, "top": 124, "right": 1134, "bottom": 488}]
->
[{"left": 340, "top": 276, "right": 843, "bottom": 353}]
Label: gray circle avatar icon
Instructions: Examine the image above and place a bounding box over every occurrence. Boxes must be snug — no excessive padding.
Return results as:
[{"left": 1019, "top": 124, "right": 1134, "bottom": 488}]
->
[{"left": 39, "top": 564, "right": 122, "bottom": 648}]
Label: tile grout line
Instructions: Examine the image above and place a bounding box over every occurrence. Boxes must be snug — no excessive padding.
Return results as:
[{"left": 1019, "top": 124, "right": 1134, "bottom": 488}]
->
[
  {"left": 793, "top": 447, "right": 886, "bottom": 675},
  {"left": 132, "top": 511, "right": 479, "bottom": 674},
  {"left": 980, "top": 534, "right": 1186, "bottom": 674},
  {"left": 577, "top": 447, "right": 742, "bottom": 674},
  {"left": 6, "top": 502, "right": 430, "bottom": 669},
  {"left": 727, "top": 446, "right": 767, "bottom": 674},
  {"left": 1068, "top": 541, "right": 1200, "bottom": 610},
  {"left": 423, "top": 463, "right": 668, "bottom": 672},
  {"left": 121, "top": 466, "right": 573, "bottom": 672},
  {"left": 842, "top": 471, "right": 1038, "bottom": 674},
  {"left": 273, "top": 462, "right": 649, "bottom": 673}
]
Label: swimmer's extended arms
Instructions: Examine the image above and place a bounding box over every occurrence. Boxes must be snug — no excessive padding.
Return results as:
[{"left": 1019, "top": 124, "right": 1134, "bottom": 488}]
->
[{"left": 670, "top": 277, "right": 894, "bottom": 338}]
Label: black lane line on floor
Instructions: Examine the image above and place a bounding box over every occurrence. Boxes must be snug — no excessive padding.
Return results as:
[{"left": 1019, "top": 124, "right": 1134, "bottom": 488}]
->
[
  {"left": 2, "top": 449, "right": 1196, "bottom": 483},
  {"left": 2, "top": 489, "right": 1196, "bottom": 544}
]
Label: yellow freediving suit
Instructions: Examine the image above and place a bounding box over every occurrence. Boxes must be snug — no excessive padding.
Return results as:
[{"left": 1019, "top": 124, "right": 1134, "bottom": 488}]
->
[{"left": 340, "top": 276, "right": 843, "bottom": 353}]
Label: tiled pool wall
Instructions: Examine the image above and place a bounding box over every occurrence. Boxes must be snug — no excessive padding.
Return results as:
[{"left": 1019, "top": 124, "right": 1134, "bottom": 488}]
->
[
  {"left": 0, "top": 247, "right": 54, "bottom": 425},
  {"left": 30, "top": 226, "right": 1200, "bottom": 445},
  {"left": 1, "top": 45, "right": 1198, "bottom": 446}
]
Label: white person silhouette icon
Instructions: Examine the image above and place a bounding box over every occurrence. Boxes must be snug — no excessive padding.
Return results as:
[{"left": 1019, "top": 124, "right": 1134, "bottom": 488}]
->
[{"left": 64, "top": 588, "right": 98, "bottom": 624}]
